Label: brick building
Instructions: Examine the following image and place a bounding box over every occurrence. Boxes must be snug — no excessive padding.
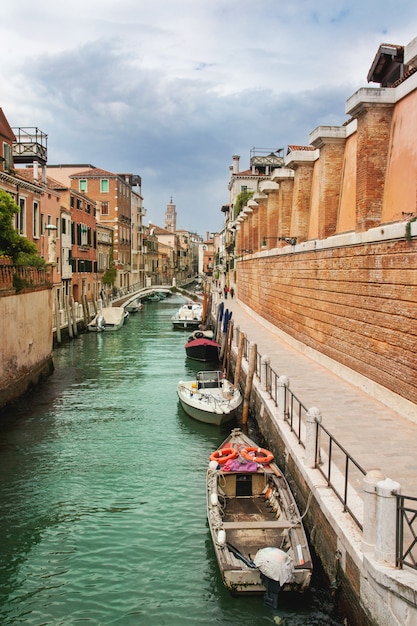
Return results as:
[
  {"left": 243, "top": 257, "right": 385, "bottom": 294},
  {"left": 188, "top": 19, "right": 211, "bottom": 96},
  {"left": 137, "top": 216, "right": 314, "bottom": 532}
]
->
[{"left": 227, "top": 37, "right": 417, "bottom": 419}]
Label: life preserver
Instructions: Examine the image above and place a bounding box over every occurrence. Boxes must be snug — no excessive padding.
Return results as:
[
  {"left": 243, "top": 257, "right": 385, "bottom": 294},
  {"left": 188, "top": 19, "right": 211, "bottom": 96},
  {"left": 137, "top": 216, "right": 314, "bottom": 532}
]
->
[
  {"left": 209, "top": 447, "right": 238, "bottom": 464},
  {"left": 194, "top": 331, "right": 204, "bottom": 338},
  {"left": 241, "top": 446, "right": 274, "bottom": 464}
]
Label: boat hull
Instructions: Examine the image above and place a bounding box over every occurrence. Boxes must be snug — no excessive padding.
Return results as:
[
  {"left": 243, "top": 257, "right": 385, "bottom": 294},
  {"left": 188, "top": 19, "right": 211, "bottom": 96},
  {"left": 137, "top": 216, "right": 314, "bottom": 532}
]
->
[
  {"left": 177, "top": 397, "right": 237, "bottom": 425},
  {"left": 185, "top": 338, "right": 220, "bottom": 362}
]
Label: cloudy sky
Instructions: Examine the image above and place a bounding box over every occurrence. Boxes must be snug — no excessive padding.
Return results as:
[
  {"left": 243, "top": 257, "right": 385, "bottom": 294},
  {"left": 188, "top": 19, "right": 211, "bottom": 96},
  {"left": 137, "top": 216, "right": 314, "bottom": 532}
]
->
[{"left": 2, "top": 1, "right": 417, "bottom": 235}]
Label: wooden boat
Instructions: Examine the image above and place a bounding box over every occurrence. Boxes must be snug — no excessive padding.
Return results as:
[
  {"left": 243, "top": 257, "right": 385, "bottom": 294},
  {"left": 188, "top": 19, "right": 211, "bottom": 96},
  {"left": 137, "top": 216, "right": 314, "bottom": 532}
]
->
[
  {"left": 172, "top": 301, "right": 203, "bottom": 330},
  {"left": 185, "top": 330, "right": 220, "bottom": 363},
  {"left": 206, "top": 428, "right": 313, "bottom": 605},
  {"left": 87, "top": 307, "right": 127, "bottom": 332},
  {"left": 177, "top": 371, "right": 242, "bottom": 425}
]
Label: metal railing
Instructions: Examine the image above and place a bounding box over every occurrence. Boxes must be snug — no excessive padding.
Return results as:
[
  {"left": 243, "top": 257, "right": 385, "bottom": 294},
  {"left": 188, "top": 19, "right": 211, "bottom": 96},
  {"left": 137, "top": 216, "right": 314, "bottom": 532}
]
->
[
  {"left": 315, "top": 422, "right": 366, "bottom": 530},
  {"left": 232, "top": 317, "right": 383, "bottom": 533},
  {"left": 283, "top": 387, "right": 308, "bottom": 448},
  {"left": 396, "top": 495, "right": 417, "bottom": 570}
]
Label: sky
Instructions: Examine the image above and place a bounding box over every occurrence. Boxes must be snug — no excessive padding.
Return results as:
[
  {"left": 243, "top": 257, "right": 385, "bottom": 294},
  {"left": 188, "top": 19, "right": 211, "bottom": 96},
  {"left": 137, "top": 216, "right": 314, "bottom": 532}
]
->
[{"left": 2, "top": 1, "right": 417, "bottom": 236}]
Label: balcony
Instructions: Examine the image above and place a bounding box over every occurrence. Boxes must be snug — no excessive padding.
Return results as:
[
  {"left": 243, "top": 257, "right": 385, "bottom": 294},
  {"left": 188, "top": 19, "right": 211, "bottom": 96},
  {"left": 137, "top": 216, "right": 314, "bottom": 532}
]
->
[{"left": 12, "top": 127, "right": 48, "bottom": 165}]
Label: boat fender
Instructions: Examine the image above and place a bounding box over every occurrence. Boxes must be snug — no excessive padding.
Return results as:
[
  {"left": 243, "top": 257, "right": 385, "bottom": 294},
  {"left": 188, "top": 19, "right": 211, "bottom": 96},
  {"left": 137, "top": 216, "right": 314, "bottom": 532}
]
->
[
  {"left": 217, "top": 529, "right": 226, "bottom": 546},
  {"left": 194, "top": 331, "right": 204, "bottom": 338},
  {"left": 209, "top": 447, "right": 238, "bottom": 464},
  {"left": 209, "top": 460, "right": 219, "bottom": 471},
  {"left": 210, "top": 492, "right": 218, "bottom": 507},
  {"left": 241, "top": 447, "right": 274, "bottom": 464}
]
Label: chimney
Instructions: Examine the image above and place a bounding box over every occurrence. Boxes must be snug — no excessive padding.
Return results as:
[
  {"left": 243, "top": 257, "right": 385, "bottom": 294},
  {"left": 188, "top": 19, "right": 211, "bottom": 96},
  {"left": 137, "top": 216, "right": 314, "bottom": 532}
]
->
[{"left": 232, "top": 154, "right": 240, "bottom": 174}]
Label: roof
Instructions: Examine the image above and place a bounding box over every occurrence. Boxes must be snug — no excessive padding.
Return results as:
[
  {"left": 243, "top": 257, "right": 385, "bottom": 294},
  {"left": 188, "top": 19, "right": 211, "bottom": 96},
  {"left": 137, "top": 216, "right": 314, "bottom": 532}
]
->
[
  {"left": 70, "top": 167, "right": 117, "bottom": 179},
  {"left": 0, "top": 108, "right": 16, "bottom": 142},
  {"left": 287, "top": 145, "right": 315, "bottom": 153},
  {"left": 367, "top": 43, "right": 404, "bottom": 85}
]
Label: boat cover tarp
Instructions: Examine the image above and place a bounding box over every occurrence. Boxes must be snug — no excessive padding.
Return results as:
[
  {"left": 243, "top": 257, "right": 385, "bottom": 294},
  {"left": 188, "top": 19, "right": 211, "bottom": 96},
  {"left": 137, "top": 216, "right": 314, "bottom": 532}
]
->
[
  {"left": 222, "top": 458, "right": 258, "bottom": 472},
  {"left": 253, "top": 547, "right": 293, "bottom": 584}
]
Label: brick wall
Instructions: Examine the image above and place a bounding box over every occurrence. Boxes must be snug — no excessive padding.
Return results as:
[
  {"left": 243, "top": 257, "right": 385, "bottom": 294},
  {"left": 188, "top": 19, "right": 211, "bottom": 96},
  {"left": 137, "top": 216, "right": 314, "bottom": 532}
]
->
[{"left": 238, "top": 239, "right": 417, "bottom": 405}]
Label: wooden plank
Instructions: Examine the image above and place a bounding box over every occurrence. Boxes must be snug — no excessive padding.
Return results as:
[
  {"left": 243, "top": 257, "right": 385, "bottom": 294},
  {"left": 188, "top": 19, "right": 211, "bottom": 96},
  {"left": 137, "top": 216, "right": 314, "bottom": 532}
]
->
[{"left": 222, "top": 520, "right": 300, "bottom": 530}]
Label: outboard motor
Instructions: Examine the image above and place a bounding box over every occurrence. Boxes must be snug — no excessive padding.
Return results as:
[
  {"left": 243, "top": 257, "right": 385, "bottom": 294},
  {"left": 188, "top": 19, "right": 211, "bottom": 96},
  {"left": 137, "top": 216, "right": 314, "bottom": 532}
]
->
[{"left": 97, "top": 315, "right": 105, "bottom": 332}]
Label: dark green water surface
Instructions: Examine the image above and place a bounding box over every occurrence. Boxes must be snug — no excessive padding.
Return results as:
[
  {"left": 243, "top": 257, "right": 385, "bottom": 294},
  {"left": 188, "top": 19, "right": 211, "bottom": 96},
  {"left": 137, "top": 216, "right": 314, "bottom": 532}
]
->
[{"left": 0, "top": 296, "right": 343, "bottom": 625}]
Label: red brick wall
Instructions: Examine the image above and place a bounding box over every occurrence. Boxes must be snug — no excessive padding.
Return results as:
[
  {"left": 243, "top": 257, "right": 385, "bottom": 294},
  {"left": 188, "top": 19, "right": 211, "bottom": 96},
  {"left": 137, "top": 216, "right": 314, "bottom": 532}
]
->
[{"left": 238, "top": 239, "right": 417, "bottom": 405}]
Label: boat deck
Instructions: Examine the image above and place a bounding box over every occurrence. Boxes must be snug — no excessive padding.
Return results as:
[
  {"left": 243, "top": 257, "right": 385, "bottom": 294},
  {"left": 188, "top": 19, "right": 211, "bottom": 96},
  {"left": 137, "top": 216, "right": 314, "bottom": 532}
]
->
[{"left": 222, "top": 495, "right": 291, "bottom": 560}]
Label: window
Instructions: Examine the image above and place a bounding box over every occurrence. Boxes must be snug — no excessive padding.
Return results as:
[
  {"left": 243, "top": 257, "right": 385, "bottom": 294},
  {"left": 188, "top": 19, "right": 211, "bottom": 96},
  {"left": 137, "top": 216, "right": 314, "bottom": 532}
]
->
[
  {"left": 17, "top": 197, "right": 26, "bottom": 234},
  {"left": 101, "top": 202, "right": 109, "bottom": 215},
  {"left": 79, "top": 179, "right": 87, "bottom": 192},
  {"left": 70, "top": 195, "right": 74, "bottom": 208},
  {"left": 100, "top": 179, "right": 109, "bottom": 193},
  {"left": 33, "top": 201, "right": 39, "bottom": 238},
  {"left": 3, "top": 143, "right": 12, "bottom": 172},
  {"left": 76, "top": 198, "right": 82, "bottom": 211},
  {"left": 61, "top": 217, "right": 66, "bottom": 234}
]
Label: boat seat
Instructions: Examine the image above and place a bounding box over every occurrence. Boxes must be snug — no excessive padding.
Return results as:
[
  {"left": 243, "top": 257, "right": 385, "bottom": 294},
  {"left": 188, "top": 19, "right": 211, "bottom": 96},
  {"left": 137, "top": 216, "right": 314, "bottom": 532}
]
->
[
  {"left": 222, "top": 520, "right": 300, "bottom": 530},
  {"left": 198, "top": 381, "right": 219, "bottom": 389}
]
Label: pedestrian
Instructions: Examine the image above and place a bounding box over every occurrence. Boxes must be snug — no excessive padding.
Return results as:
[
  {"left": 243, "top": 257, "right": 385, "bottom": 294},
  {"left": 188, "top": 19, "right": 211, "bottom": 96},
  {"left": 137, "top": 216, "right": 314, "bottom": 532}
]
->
[
  {"left": 224, "top": 286, "right": 229, "bottom": 299},
  {"left": 230, "top": 287, "right": 234, "bottom": 299}
]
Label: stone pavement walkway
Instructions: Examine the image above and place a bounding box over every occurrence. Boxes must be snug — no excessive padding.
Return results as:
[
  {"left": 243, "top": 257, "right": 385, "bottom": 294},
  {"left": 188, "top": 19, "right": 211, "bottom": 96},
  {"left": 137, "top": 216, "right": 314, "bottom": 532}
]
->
[{"left": 217, "top": 296, "right": 417, "bottom": 497}]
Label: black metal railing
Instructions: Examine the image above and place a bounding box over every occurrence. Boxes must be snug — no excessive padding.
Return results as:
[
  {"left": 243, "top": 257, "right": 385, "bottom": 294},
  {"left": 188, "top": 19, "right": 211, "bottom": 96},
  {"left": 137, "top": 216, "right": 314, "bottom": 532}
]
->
[
  {"left": 396, "top": 495, "right": 417, "bottom": 570},
  {"left": 315, "top": 422, "right": 366, "bottom": 530},
  {"left": 284, "top": 387, "right": 308, "bottom": 448}
]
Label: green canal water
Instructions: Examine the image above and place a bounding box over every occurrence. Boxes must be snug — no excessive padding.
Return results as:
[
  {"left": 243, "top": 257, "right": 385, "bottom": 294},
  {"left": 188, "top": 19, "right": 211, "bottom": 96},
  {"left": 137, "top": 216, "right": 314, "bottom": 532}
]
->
[{"left": 0, "top": 295, "right": 343, "bottom": 625}]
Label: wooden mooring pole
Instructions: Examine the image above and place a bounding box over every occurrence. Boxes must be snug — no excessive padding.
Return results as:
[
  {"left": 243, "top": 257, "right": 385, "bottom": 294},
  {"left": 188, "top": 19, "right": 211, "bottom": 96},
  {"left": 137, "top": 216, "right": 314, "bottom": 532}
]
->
[{"left": 242, "top": 342, "right": 257, "bottom": 425}]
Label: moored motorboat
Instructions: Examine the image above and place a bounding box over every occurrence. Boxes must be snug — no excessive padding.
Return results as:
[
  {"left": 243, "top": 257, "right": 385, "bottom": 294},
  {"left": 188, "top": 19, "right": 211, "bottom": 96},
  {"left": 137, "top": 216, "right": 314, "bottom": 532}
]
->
[
  {"left": 185, "top": 331, "right": 220, "bottom": 363},
  {"left": 88, "top": 307, "right": 127, "bottom": 332},
  {"left": 207, "top": 428, "right": 313, "bottom": 606},
  {"left": 177, "top": 371, "right": 242, "bottom": 425},
  {"left": 172, "top": 301, "right": 203, "bottom": 330},
  {"left": 125, "top": 299, "right": 144, "bottom": 313}
]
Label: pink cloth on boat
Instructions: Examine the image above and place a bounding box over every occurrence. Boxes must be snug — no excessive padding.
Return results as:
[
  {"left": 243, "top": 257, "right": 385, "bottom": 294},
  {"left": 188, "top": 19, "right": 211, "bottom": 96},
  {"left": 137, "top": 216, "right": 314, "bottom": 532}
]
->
[{"left": 222, "top": 459, "right": 258, "bottom": 472}]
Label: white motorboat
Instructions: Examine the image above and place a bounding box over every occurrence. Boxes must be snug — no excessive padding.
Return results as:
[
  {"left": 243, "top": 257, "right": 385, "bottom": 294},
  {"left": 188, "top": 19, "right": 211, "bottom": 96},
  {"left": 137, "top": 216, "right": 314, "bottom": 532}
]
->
[
  {"left": 177, "top": 370, "right": 242, "bottom": 425},
  {"left": 88, "top": 307, "right": 127, "bottom": 332},
  {"left": 172, "top": 301, "right": 203, "bottom": 330}
]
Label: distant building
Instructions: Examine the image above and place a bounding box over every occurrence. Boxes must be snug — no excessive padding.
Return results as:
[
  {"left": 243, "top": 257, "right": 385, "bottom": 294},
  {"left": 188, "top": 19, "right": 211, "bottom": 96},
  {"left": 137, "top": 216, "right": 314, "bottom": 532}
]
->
[{"left": 164, "top": 197, "right": 177, "bottom": 232}]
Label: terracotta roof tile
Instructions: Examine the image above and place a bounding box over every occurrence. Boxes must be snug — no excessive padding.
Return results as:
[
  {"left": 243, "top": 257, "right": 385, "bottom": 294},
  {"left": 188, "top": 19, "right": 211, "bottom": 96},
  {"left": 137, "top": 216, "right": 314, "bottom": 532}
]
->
[{"left": 70, "top": 167, "right": 116, "bottom": 178}]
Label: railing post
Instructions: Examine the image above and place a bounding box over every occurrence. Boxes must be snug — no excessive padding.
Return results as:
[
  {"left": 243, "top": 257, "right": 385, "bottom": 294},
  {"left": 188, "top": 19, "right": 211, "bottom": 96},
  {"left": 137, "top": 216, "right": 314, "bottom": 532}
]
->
[
  {"left": 260, "top": 355, "right": 270, "bottom": 391},
  {"left": 305, "top": 407, "right": 322, "bottom": 468},
  {"left": 362, "top": 470, "right": 385, "bottom": 554},
  {"left": 374, "top": 477, "right": 401, "bottom": 566},
  {"left": 277, "top": 375, "right": 289, "bottom": 420}
]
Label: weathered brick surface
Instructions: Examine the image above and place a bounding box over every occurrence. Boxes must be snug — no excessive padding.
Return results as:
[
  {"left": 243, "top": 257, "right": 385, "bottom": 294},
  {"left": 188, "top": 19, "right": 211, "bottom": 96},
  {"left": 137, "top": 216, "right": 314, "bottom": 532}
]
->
[{"left": 238, "top": 239, "right": 417, "bottom": 404}]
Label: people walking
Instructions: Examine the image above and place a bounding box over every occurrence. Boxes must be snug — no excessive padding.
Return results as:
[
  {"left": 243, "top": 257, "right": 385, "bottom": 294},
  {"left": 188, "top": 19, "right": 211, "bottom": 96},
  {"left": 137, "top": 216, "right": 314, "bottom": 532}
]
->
[
  {"left": 230, "top": 287, "right": 234, "bottom": 299},
  {"left": 224, "top": 286, "right": 229, "bottom": 299}
]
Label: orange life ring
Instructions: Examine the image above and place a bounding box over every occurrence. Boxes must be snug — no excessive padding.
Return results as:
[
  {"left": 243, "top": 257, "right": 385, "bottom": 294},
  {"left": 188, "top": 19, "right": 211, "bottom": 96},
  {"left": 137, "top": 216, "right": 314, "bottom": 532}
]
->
[
  {"left": 241, "top": 446, "right": 274, "bottom": 464},
  {"left": 209, "top": 447, "right": 238, "bottom": 464}
]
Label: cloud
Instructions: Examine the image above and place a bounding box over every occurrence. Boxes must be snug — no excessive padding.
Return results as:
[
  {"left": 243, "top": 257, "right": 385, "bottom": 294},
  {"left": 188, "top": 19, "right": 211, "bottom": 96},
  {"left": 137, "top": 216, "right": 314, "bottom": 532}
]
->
[{"left": 2, "top": 0, "right": 417, "bottom": 232}]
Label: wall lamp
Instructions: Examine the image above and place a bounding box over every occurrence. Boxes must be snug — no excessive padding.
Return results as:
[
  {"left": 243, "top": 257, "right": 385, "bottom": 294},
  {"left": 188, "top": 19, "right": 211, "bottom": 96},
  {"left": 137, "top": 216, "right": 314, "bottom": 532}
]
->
[{"left": 261, "top": 236, "right": 297, "bottom": 248}]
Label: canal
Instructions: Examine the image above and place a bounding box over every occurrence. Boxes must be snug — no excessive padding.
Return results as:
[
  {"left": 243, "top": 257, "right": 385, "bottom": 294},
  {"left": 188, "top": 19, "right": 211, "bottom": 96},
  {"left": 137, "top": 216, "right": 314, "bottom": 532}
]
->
[{"left": 0, "top": 295, "right": 343, "bottom": 625}]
